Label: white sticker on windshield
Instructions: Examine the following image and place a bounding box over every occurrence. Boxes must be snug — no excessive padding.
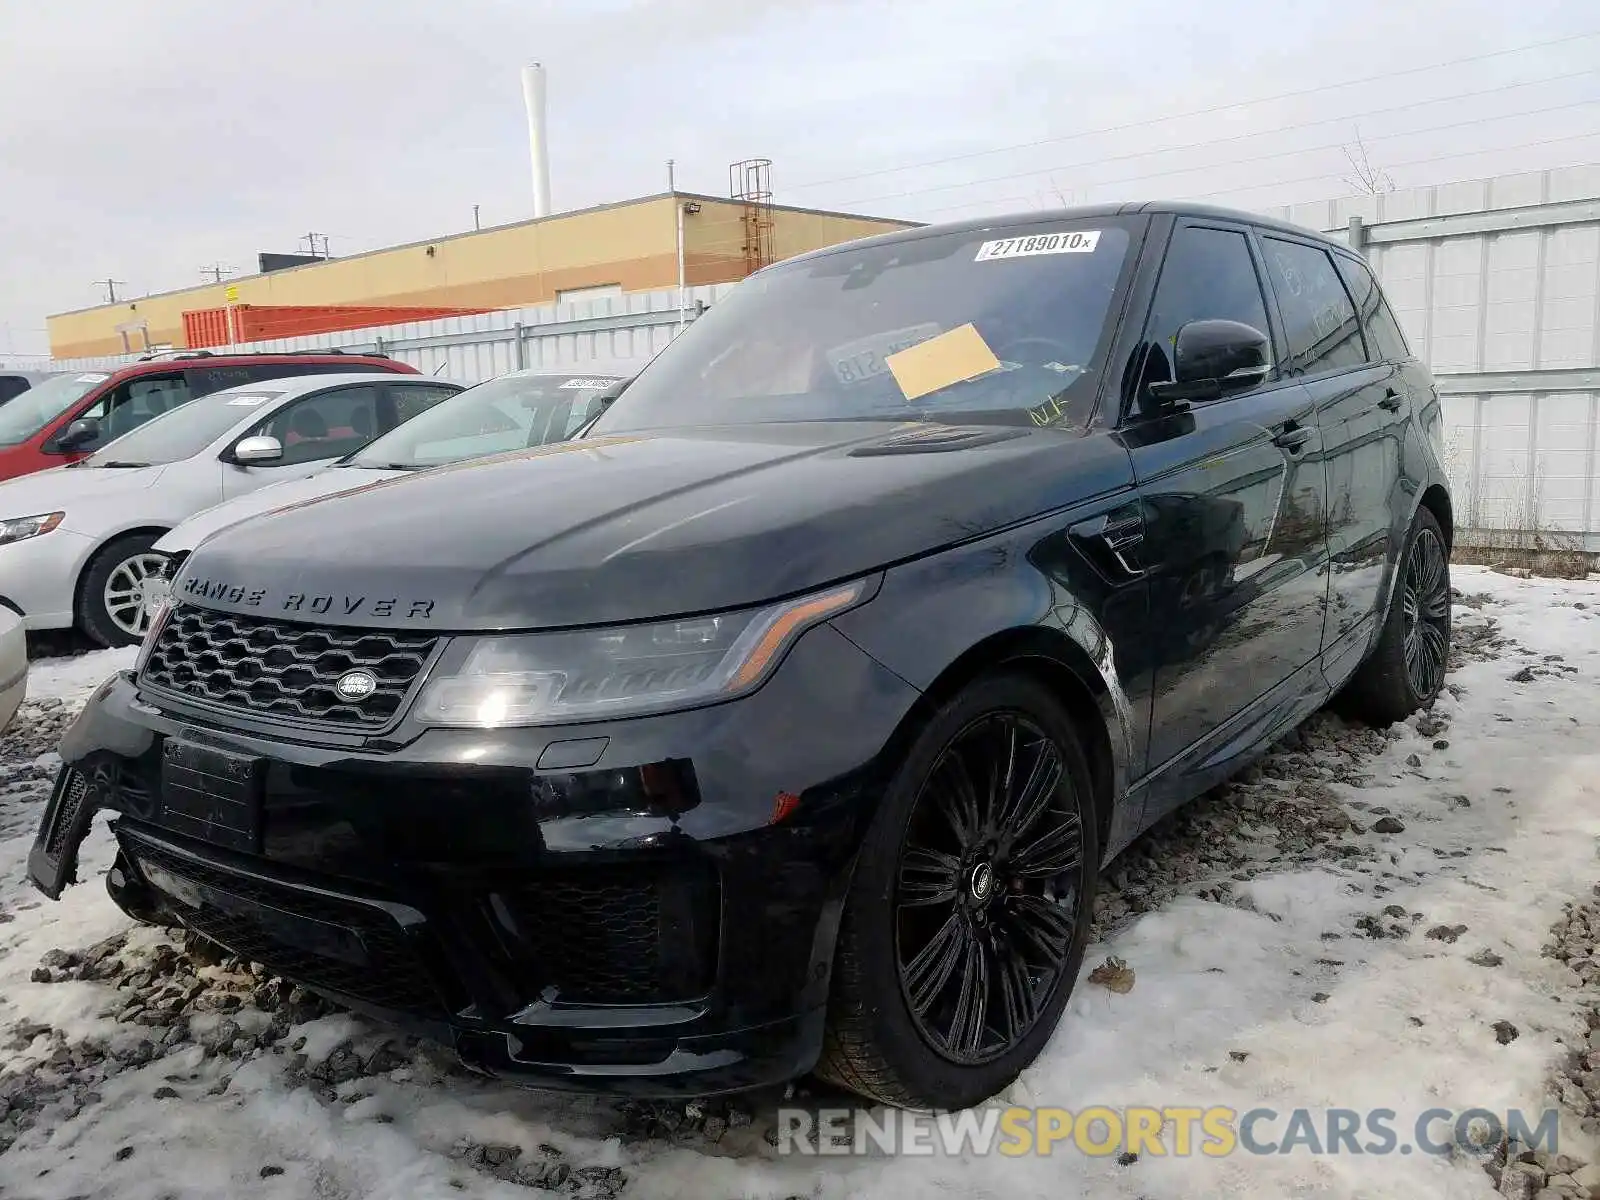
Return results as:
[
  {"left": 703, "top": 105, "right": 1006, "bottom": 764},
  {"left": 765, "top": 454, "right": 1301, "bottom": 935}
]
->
[
  {"left": 226, "top": 394, "right": 272, "bottom": 407},
  {"left": 975, "top": 231, "right": 1101, "bottom": 261},
  {"left": 75, "top": 373, "right": 110, "bottom": 383},
  {"left": 560, "top": 377, "right": 620, "bottom": 390},
  {"left": 827, "top": 323, "right": 942, "bottom": 386}
]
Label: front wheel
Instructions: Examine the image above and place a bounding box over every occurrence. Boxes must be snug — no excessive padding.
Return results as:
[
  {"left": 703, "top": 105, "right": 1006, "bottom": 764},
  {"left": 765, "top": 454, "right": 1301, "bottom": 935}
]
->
[
  {"left": 817, "top": 673, "right": 1100, "bottom": 1110},
  {"left": 76, "top": 533, "right": 167, "bottom": 648},
  {"left": 1339, "top": 506, "right": 1452, "bottom": 724}
]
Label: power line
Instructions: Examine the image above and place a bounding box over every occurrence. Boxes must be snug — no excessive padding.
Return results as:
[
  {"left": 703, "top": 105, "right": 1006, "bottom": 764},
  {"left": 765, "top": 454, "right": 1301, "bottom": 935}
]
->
[
  {"left": 833, "top": 71, "right": 1598, "bottom": 209},
  {"left": 884, "top": 94, "right": 1600, "bottom": 215},
  {"left": 910, "top": 131, "right": 1600, "bottom": 219},
  {"left": 787, "top": 28, "right": 1600, "bottom": 193}
]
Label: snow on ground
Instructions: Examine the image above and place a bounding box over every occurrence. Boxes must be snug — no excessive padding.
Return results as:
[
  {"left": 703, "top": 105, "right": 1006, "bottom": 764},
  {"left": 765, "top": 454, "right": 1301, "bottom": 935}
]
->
[
  {"left": 0, "top": 567, "right": 1596, "bottom": 1200},
  {"left": 23, "top": 646, "right": 137, "bottom": 707}
]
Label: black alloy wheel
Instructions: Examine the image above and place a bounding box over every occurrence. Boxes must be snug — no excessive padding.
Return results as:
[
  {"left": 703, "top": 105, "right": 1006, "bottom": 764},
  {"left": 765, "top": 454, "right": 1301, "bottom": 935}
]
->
[
  {"left": 1337, "top": 505, "right": 1453, "bottom": 725},
  {"left": 817, "top": 673, "right": 1099, "bottom": 1110},
  {"left": 895, "top": 713, "right": 1085, "bottom": 1066},
  {"left": 1400, "top": 525, "right": 1450, "bottom": 702}
]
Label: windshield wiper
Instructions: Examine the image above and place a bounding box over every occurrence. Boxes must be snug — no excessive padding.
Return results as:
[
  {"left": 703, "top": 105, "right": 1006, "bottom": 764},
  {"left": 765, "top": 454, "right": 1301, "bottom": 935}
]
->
[{"left": 97, "top": 461, "right": 151, "bottom": 468}]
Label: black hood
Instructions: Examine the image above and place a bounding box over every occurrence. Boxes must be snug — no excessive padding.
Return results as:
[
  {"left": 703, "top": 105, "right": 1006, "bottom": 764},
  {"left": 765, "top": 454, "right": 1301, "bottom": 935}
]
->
[{"left": 173, "top": 421, "right": 1133, "bottom": 630}]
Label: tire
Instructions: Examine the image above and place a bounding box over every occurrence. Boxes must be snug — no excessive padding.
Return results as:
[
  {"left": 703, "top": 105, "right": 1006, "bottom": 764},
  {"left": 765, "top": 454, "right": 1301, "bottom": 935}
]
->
[
  {"left": 76, "top": 533, "right": 167, "bottom": 648},
  {"left": 816, "top": 672, "right": 1100, "bottom": 1110},
  {"left": 1338, "top": 506, "right": 1452, "bottom": 725}
]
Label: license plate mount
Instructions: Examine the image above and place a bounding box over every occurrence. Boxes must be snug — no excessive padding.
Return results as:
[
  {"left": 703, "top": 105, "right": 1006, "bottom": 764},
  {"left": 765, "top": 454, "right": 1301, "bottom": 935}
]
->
[{"left": 160, "top": 736, "right": 264, "bottom": 854}]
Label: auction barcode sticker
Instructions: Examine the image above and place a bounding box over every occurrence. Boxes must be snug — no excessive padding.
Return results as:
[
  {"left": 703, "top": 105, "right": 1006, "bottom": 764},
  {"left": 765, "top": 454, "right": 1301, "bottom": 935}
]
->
[{"left": 975, "top": 231, "right": 1101, "bottom": 261}]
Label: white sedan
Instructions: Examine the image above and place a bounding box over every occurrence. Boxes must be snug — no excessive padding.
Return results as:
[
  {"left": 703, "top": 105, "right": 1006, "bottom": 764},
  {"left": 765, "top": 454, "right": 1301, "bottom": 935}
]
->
[
  {"left": 146, "top": 365, "right": 633, "bottom": 591},
  {"left": 0, "top": 607, "right": 24, "bottom": 733},
  {"left": 0, "top": 372, "right": 462, "bottom": 647}
]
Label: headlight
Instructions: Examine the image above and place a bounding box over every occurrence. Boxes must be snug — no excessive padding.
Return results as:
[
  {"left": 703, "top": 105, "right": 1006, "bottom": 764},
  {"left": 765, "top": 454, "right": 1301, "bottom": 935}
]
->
[
  {"left": 416, "top": 575, "right": 879, "bottom": 728},
  {"left": 133, "top": 596, "right": 173, "bottom": 676},
  {"left": 0, "top": 512, "right": 65, "bottom": 546}
]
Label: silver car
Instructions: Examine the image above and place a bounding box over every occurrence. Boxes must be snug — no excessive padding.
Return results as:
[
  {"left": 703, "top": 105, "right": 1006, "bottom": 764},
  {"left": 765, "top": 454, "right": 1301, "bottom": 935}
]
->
[
  {"left": 0, "top": 607, "right": 24, "bottom": 733},
  {"left": 0, "top": 372, "right": 462, "bottom": 646},
  {"left": 148, "top": 365, "right": 633, "bottom": 594}
]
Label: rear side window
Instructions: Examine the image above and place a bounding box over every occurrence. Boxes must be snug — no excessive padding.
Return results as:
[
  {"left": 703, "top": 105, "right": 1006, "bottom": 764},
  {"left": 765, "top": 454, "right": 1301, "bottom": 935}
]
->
[
  {"left": 187, "top": 365, "right": 260, "bottom": 395},
  {"left": 389, "top": 383, "right": 461, "bottom": 425},
  {"left": 1334, "top": 255, "right": 1411, "bottom": 363},
  {"left": 1136, "top": 225, "right": 1273, "bottom": 398},
  {"left": 0, "top": 376, "right": 31, "bottom": 403},
  {"left": 1260, "top": 237, "right": 1366, "bottom": 376}
]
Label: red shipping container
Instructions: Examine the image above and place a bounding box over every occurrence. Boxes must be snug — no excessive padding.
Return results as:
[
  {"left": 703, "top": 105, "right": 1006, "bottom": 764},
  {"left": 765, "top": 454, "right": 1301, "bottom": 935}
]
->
[{"left": 183, "top": 303, "right": 495, "bottom": 349}]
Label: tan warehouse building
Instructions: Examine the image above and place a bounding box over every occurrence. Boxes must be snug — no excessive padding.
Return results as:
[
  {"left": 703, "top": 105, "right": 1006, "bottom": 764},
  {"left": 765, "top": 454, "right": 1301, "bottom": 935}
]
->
[{"left": 47, "top": 192, "right": 919, "bottom": 359}]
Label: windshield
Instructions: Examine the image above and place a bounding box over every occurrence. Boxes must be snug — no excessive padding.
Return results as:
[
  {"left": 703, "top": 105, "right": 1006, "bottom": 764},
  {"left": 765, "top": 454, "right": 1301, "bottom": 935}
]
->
[
  {"left": 0, "top": 372, "right": 109, "bottom": 445},
  {"left": 590, "top": 220, "right": 1136, "bottom": 435},
  {"left": 83, "top": 388, "right": 284, "bottom": 466},
  {"left": 344, "top": 371, "right": 624, "bottom": 469}
]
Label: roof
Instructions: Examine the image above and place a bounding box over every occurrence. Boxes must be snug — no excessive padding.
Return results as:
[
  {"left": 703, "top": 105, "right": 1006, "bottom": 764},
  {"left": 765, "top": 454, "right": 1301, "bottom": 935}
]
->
[
  {"left": 210, "top": 371, "right": 433, "bottom": 397},
  {"left": 49, "top": 192, "right": 920, "bottom": 320},
  {"left": 96, "top": 350, "right": 400, "bottom": 381},
  {"left": 777, "top": 200, "right": 1344, "bottom": 268}
]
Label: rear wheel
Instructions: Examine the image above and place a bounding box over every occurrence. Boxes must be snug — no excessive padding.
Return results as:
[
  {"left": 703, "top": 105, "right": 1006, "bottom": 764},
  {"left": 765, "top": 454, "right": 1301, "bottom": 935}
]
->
[
  {"left": 1339, "top": 506, "right": 1452, "bottom": 724},
  {"left": 817, "top": 673, "right": 1099, "bottom": 1110},
  {"left": 76, "top": 533, "right": 166, "bottom": 648}
]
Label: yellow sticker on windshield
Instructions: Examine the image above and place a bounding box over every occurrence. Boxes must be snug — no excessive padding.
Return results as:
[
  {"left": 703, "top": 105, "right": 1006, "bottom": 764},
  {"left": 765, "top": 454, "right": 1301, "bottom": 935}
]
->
[{"left": 884, "top": 323, "right": 1002, "bottom": 402}]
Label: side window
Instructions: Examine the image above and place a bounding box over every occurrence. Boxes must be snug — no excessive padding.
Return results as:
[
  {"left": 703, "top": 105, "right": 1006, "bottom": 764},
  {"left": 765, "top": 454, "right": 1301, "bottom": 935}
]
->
[
  {"left": 251, "top": 385, "right": 381, "bottom": 466},
  {"left": 388, "top": 384, "right": 459, "bottom": 428},
  {"left": 1261, "top": 237, "right": 1367, "bottom": 376},
  {"left": 96, "top": 373, "right": 194, "bottom": 441},
  {"left": 0, "top": 376, "right": 30, "bottom": 404},
  {"left": 1334, "top": 254, "right": 1411, "bottom": 363},
  {"left": 1136, "top": 225, "right": 1273, "bottom": 397},
  {"left": 187, "top": 366, "right": 257, "bottom": 396}
]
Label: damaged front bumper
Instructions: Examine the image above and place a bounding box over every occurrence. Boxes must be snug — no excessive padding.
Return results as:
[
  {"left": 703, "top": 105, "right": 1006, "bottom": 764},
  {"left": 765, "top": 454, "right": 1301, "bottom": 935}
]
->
[{"left": 25, "top": 631, "right": 918, "bottom": 1095}]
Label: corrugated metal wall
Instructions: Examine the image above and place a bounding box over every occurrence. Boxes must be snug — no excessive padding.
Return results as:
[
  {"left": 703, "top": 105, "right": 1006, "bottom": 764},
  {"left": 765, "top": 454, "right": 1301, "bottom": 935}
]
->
[
  {"left": 49, "top": 169, "right": 1600, "bottom": 548},
  {"left": 1269, "top": 164, "right": 1600, "bottom": 550}
]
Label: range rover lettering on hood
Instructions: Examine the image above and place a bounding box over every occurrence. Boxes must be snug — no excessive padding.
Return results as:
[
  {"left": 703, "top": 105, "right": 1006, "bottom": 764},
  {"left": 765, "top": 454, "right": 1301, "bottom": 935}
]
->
[{"left": 180, "top": 575, "right": 437, "bottom": 620}]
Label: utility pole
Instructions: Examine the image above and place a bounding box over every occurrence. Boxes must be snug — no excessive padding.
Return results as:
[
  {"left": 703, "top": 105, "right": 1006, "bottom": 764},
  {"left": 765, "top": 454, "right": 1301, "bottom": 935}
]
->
[
  {"left": 473, "top": 204, "right": 481, "bottom": 231},
  {"left": 94, "top": 279, "right": 126, "bottom": 304},
  {"left": 669, "top": 159, "right": 686, "bottom": 335},
  {"left": 200, "top": 263, "right": 236, "bottom": 285},
  {"left": 301, "top": 232, "right": 328, "bottom": 259}
]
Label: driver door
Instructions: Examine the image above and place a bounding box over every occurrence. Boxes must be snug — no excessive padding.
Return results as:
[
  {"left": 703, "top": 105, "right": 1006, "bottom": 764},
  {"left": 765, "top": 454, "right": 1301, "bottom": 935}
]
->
[{"left": 1121, "top": 219, "right": 1332, "bottom": 805}]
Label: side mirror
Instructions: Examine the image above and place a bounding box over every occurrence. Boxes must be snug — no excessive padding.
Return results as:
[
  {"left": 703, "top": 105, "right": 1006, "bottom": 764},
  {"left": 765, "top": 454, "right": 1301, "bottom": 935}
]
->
[
  {"left": 231, "top": 435, "right": 283, "bottom": 464},
  {"left": 54, "top": 417, "right": 101, "bottom": 452},
  {"left": 1149, "top": 320, "right": 1271, "bottom": 405}
]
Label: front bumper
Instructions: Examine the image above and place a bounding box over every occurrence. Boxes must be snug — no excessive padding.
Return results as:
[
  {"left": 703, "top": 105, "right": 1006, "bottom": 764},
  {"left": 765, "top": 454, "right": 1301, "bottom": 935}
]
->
[
  {"left": 27, "top": 624, "right": 920, "bottom": 1095},
  {"left": 0, "top": 526, "right": 93, "bottom": 630}
]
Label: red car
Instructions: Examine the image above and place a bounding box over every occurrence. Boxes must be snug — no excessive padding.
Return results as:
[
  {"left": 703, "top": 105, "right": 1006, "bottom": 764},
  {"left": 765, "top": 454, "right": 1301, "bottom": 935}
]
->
[{"left": 0, "top": 352, "right": 419, "bottom": 483}]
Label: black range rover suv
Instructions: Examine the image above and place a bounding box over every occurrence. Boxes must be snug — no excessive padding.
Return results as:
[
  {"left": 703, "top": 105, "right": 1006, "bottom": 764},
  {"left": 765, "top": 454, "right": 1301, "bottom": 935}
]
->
[{"left": 29, "top": 203, "right": 1452, "bottom": 1110}]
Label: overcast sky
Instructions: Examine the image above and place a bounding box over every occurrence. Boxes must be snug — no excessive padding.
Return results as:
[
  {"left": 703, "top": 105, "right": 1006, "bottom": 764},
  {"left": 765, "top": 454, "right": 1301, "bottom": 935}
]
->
[{"left": 1, "top": 0, "right": 1596, "bottom": 357}]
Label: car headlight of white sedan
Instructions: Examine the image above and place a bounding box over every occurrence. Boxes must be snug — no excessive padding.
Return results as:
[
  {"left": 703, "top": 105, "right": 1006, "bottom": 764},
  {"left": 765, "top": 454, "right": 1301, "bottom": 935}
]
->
[{"left": 0, "top": 512, "right": 65, "bottom": 546}]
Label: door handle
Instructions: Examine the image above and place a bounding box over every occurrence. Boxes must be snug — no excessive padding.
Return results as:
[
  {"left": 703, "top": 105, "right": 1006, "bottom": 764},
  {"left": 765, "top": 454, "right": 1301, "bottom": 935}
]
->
[
  {"left": 1272, "top": 423, "right": 1315, "bottom": 452},
  {"left": 1378, "top": 388, "right": 1404, "bottom": 412}
]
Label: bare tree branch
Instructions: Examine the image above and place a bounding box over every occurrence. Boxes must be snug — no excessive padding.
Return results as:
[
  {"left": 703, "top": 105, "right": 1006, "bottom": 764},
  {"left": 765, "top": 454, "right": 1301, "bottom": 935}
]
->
[{"left": 1342, "top": 126, "right": 1395, "bottom": 195}]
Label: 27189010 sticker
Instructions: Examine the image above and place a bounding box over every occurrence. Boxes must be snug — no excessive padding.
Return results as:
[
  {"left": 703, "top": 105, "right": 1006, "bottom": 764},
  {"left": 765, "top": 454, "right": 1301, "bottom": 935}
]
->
[{"left": 974, "top": 231, "right": 1101, "bottom": 261}]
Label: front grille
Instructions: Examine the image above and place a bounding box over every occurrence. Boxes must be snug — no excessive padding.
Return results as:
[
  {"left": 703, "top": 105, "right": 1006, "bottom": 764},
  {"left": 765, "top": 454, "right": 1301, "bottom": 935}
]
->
[
  {"left": 491, "top": 862, "right": 719, "bottom": 1005},
  {"left": 139, "top": 605, "right": 438, "bottom": 731},
  {"left": 125, "top": 835, "right": 449, "bottom": 1019}
]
